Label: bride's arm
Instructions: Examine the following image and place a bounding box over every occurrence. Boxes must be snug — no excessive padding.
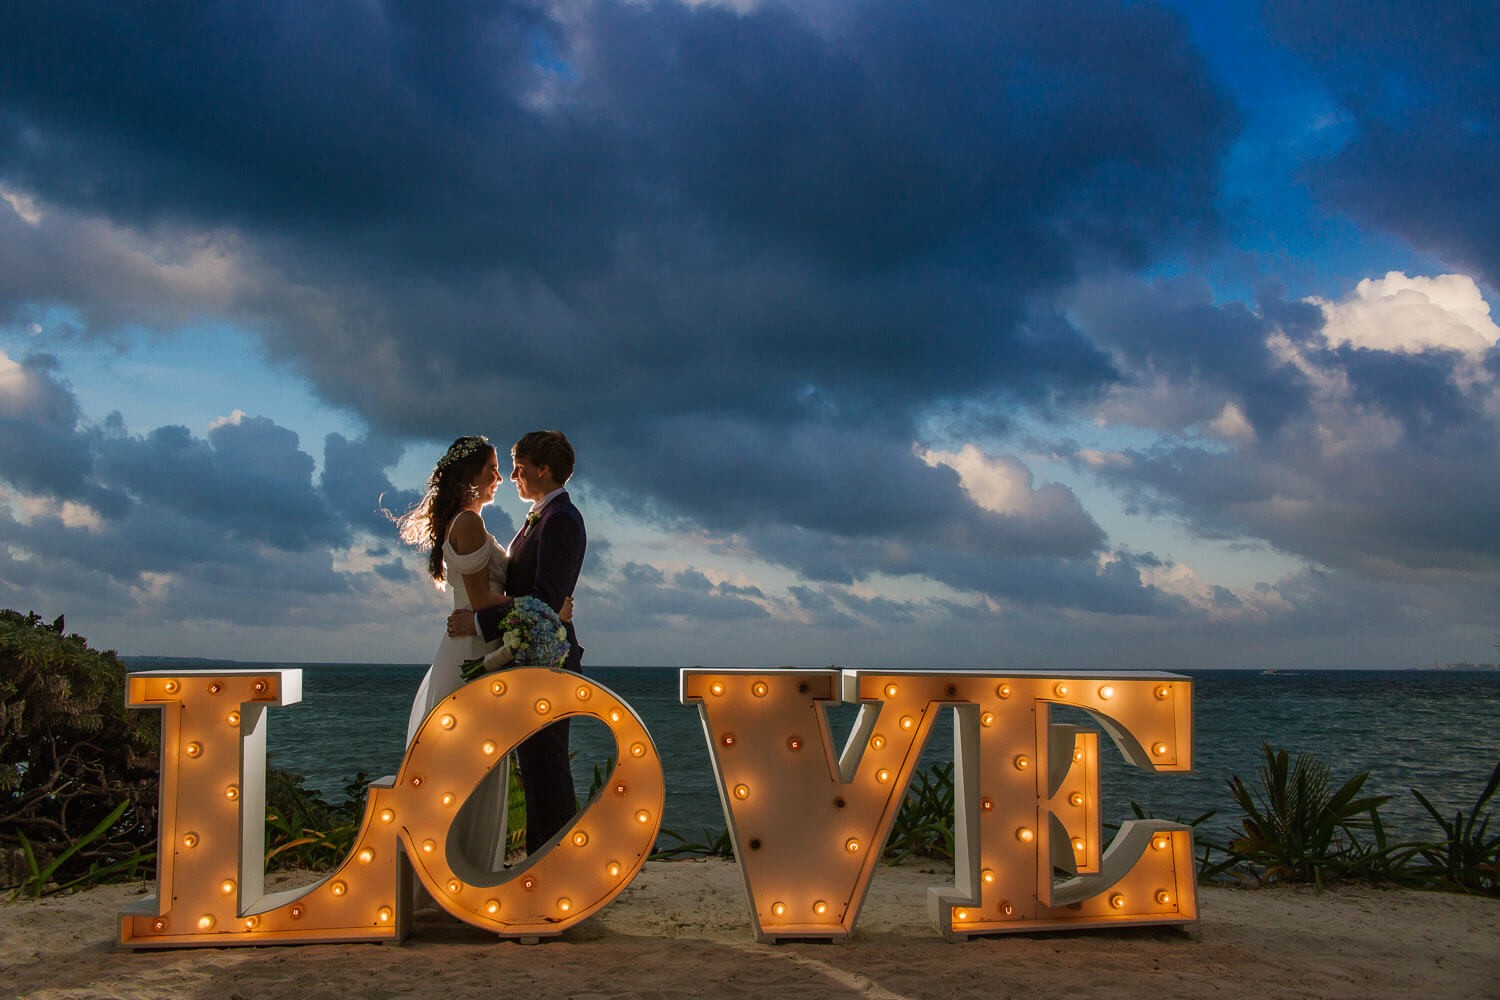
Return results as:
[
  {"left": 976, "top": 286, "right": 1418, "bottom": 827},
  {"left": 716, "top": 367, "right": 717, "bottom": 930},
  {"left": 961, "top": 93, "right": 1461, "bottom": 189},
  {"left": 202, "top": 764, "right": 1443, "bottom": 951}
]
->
[{"left": 447, "top": 510, "right": 507, "bottom": 613}]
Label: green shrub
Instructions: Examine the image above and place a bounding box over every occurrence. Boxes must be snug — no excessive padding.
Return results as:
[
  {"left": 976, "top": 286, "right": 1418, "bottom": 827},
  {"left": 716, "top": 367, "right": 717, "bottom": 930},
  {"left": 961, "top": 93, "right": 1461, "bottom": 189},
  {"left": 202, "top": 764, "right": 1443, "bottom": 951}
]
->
[{"left": 0, "top": 610, "right": 159, "bottom": 894}]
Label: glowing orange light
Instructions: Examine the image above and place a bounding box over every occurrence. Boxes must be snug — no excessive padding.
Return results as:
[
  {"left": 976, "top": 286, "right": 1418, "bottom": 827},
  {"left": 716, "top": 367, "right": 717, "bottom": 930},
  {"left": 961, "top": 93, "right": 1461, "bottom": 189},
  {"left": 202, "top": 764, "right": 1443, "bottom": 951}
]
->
[
  {"left": 613, "top": 782, "right": 627, "bottom": 796},
  {"left": 572, "top": 831, "right": 589, "bottom": 847},
  {"left": 557, "top": 897, "right": 572, "bottom": 913},
  {"left": 1072, "top": 838, "right": 1085, "bottom": 852},
  {"left": 330, "top": 881, "right": 347, "bottom": 896},
  {"left": 884, "top": 683, "right": 899, "bottom": 698},
  {"left": 999, "top": 901, "right": 1014, "bottom": 916},
  {"left": 997, "top": 682, "right": 1013, "bottom": 699},
  {"left": 485, "top": 899, "right": 501, "bottom": 915},
  {"left": 197, "top": 914, "right": 214, "bottom": 930},
  {"left": 1016, "top": 827, "right": 1034, "bottom": 843},
  {"left": 289, "top": 905, "right": 304, "bottom": 919},
  {"left": 1099, "top": 684, "right": 1115, "bottom": 699},
  {"left": 787, "top": 736, "right": 802, "bottom": 751},
  {"left": 224, "top": 784, "right": 239, "bottom": 801},
  {"left": 636, "top": 810, "right": 651, "bottom": 824},
  {"left": 1155, "top": 889, "right": 1172, "bottom": 905},
  {"left": 630, "top": 742, "right": 646, "bottom": 757},
  {"left": 733, "top": 784, "right": 750, "bottom": 800},
  {"left": 207, "top": 682, "right": 222, "bottom": 695},
  {"left": 357, "top": 848, "right": 375, "bottom": 864},
  {"left": 534, "top": 698, "right": 551, "bottom": 715},
  {"left": 440, "top": 792, "right": 455, "bottom": 807},
  {"left": 870, "top": 734, "right": 887, "bottom": 750},
  {"left": 980, "top": 712, "right": 995, "bottom": 727},
  {"left": 490, "top": 679, "right": 507, "bottom": 696},
  {"left": 1152, "top": 742, "right": 1169, "bottom": 756},
  {"left": 220, "top": 879, "right": 236, "bottom": 895},
  {"left": 521, "top": 876, "right": 536, "bottom": 891},
  {"left": 151, "top": 918, "right": 167, "bottom": 932},
  {"left": 482, "top": 740, "right": 497, "bottom": 755},
  {"left": 981, "top": 869, "right": 995, "bottom": 884},
  {"left": 606, "top": 861, "right": 622, "bottom": 878},
  {"left": 721, "top": 733, "right": 736, "bottom": 746},
  {"left": 1110, "top": 893, "right": 1126, "bottom": 909},
  {"left": 378, "top": 906, "right": 393, "bottom": 923},
  {"left": 1054, "top": 683, "right": 1069, "bottom": 697},
  {"left": 164, "top": 679, "right": 180, "bottom": 694},
  {"left": 752, "top": 681, "right": 768, "bottom": 697},
  {"left": 378, "top": 808, "right": 395, "bottom": 823},
  {"left": 446, "top": 880, "right": 461, "bottom": 895},
  {"left": 1073, "top": 748, "right": 1084, "bottom": 762},
  {"left": 1069, "top": 792, "right": 1085, "bottom": 807},
  {"left": 813, "top": 900, "right": 828, "bottom": 915},
  {"left": 844, "top": 838, "right": 860, "bottom": 854},
  {"left": 439, "top": 714, "right": 456, "bottom": 730},
  {"left": 1152, "top": 835, "right": 1171, "bottom": 851},
  {"left": 226, "top": 711, "right": 240, "bottom": 727},
  {"left": 252, "top": 679, "right": 268, "bottom": 694},
  {"left": 899, "top": 715, "right": 915, "bottom": 731},
  {"left": 709, "top": 681, "right": 725, "bottom": 696},
  {"left": 1014, "top": 754, "right": 1030, "bottom": 771},
  {"left": 981, "top": 798, "right": 993, "bottom": 811},
  {"left": 1154, "top": 684, "right": 1171, "bottom": 700},
  {"left": 181, "top": 832, "right": 198, "bottom": 849},
  {"left": 955, "top": 908, "right": 968, "bottom": 921},
  {"left": 243, "top": 916, "right": 258, "bottom": 930},
  {"left": 875, "top": 768, "right": 891, "bottom": 783},
  {"left": 575, "top": 685, "right": 590, "bottom": 701},
  {"left": 410, "top": 774, "right": 424, "bottom": 787},
  {"left": 421, "top": 840, "right": 436, "bottom": 854},
  {"left": 771, "top": 902, "right": 786, "bottom": 917},
  {"left": 608, "top": 708, "right": 622, "bottom": 723}
]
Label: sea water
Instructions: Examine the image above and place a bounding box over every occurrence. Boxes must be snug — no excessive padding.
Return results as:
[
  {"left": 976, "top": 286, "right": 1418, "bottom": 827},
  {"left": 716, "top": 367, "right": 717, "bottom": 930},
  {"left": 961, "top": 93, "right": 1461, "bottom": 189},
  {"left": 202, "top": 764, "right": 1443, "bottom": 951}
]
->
[{"left": 128, "top": 663, "right": 1500, "bottom": 847}]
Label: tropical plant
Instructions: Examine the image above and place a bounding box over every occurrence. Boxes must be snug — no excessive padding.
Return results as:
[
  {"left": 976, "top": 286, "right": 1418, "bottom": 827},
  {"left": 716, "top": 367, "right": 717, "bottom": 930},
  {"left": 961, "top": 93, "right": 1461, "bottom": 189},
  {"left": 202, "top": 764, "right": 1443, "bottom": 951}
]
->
[
  {"left": 0, "top": 610, "right": 159, "bottom": 894},
  {"left": 1220, "top": 743, "right": 1392, "bottom": 887},
  {"left": 263, "top": 768, "right": 371, "bottom": 870},
  {"left": 884, "top": 761, "right": 956, "bottom": 862},
  {"left": 1406, "top": 760, "right": 1500, "bottom": 893}
]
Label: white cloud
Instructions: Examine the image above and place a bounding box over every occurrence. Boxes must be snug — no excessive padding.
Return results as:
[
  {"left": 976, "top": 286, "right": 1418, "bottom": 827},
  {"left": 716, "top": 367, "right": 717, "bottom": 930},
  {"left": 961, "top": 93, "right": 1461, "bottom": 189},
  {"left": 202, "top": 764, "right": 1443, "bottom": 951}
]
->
[
  {"left": 1310, "top": 271, "right": 1500, "bottom": 357},
  {"left": 0, "top": 186, "right": 43, "bottom": 225},
  {"left": 917, "top": 443, "right": 1042, "bottom": 516}
]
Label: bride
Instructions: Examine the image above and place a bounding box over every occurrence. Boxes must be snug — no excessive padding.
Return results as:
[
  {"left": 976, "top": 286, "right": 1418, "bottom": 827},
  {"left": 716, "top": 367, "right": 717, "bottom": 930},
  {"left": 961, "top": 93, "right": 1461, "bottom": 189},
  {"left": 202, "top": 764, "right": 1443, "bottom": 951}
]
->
[{"left": 395, "top": 435, "right": 521, "bottom": 873}]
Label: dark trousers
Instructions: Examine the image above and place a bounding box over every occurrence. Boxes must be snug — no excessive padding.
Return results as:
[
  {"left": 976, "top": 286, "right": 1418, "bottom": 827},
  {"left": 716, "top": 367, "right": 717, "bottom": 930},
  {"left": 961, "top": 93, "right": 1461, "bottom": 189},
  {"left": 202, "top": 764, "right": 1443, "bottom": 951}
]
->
[{"left": 516, "top": 715, "right": 576, "bottom": 854}]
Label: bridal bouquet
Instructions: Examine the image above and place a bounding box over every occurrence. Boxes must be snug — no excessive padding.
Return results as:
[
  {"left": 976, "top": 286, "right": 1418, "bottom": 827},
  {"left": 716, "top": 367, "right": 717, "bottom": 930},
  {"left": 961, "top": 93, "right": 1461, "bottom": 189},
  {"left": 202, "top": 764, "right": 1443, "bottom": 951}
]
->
[{"left": 459, "top": 596, "right": 570, "bottom": 682}]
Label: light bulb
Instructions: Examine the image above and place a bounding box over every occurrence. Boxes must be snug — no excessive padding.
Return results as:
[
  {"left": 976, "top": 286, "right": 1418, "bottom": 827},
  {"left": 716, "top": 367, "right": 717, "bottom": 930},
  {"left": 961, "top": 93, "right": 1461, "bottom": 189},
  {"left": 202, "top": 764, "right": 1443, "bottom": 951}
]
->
[
  {"left": 1098, "top": 684, "right": 1114, "bottom": 699},
  {"left": 608, "top": 708, "right": 622, "bottom": 723},
  {"left": 185, "top": 741, "right": 202, "bottom": 758},
  {"left": 181, "top": 832, "right": 198, "bottom": 849},
  {"left": 1110, "top": 893, "right": 1125, "bottom": 909},
  {"left": 441, "top": 792, "right": 455, "bottom": 807},
  {"left": 1014, "top": 754, "right": 1030, "bottom": 771},
  {"left": 613, "top": 782, "right": 627, "bottom": 796},
  {"left": 771, "top": 902, "right": 786, "bottom": 917},
  {"left": 636, "top": 809, "right": 651, "bottom": 824},
  {"left": 490, "top": 679, "right": 507, "bottom": 696},
  {"left": 1016, "top": 827, "right": 1034, "bottom": 843},
  {"left": 379, "top": 808, "right": 395, "bottom": 823},
  {"left": 1054, "top": 683, "right": 1069, "bottom": 697},
  {"left": 876, "top": 768, "right": 891, "bottom": 783},
  {"left": 981, "top": 797, "right": 993, "bottom": 811},
  {"left": 243, "top": 916, "right": 258, "bottom": 930},
  {"left": 421, "top": 840, "right": 436, "bottom": 854},
  {"left": 164, "top": 679, "right": 180, "bottom": 694},
  {"left": 981, "top": 712, "right": 995, "bottom": 727},
  {"left": 439, "top": 714, "right": 456, "bottom": 730},
  {"left": 575, "top": 685, "right": 591, "bottom": 701},
  {"left": 378, "top": 906, "right": 393, "bottom": 923},
  {"left": 1072, "top": 838, "right": 1085, "bottom": 852},
  {"left": 630, "top": 742, "right": 645, "bottom": 757},
  {"left": 358, "top": 847, "right": 375, "bottom": 864},
  {"left": 1155, "top": 889, "right": 1171, "bottom": 905},
  {"left": 152, "top": 917, "right": 168, "bottom": 932},
  {"left": 884, "top": 683, "right": 899, "bottom": 698},
  {"left": 225, "top": 784, "right": 239, "bottom": 801},
  {"left": 197, "top": 914, "right": 215, "bottom": 930},
  {"left": 999, "top": 900, "right": 1014, "bottom": 916},
  {"left": 572, "top": 831, "right": 589, "bottom": 847},
  {"left": 227, "top": 711, "right": 240, "bottom": 727},
  {"left": 1154, "top": 684, "right": 1170, "bottom": 700},
  {"left": 220, "top": 879, "right": 236, "bottom": 895},
  {"left": 709, "top": 681, "right": 725, "bottom": 696},
  {"left": 733, "top": 784, "right": 750, "bottom": 800},
  {"left": 870, "top": 735, "right": 887, "bottom": 750},
  {"left": 1069, "top": 792, "right": 1085, "bottom": 807},
  {"left": 786, "top": 736, "right": 802, "bottom": 751},
  {"left": 534, "top": 698, "right": 551, "bottom": 715},
  {"left": 207, "top": 682, "right": 222, "bottom": 695},
  {"left": 981, "top": 868, "right": 995, "bottom": 884},
  {"left": 486, "top": 899, "right": 501, "bottom": 915},
  {"left": 844, "top": 838, "right": 860, "bottom": 853},
  {"left": 1152, "top": 742, "right": 1169, "bottom": 756},
  {"left": 446, "top": 880, "right": 461, "bottom": 894},
  {"left": 289, "top": 905, "right": 304, "bottom": 919},
  {"left": 482, "top": 741, "right": 497, "bottom": 755},
  {"left": 252, "top": 679, "right": 267, "bottom": 694},
  {"left": 1152, "top": 834, "right": 1171, "bottom": 851},
  {"left": 813, "top": 900, "right": 828, "bottom": 915},
  {"left": 899, "top": 715, "right": 915, "bottom": 731},
  {"left": 1073, "top": 748, "right": 1084, "bottom": 762},
  {"left": 955, "top": 908, "right": 968, "bottom": 921},
  {"left": 410, "top": 774, "right": 424, "bottom": 787},
  {"left": 752, "top": 681, "right": 768, "bottom": 697},
  {"left": 606, "top": 861, "right": 621, "bottom": 878},
  {"left": 721, "top": 733, "right": 736, "bottom": 747},
  {"left": 557, "top": 897, "right": 572, "bottom": 913},
  {"left": 996, "top": 683, "right": 1012, "bottom": 699},
  {"left": 330, "top": 880, "right": 347, "bottom": 896}
]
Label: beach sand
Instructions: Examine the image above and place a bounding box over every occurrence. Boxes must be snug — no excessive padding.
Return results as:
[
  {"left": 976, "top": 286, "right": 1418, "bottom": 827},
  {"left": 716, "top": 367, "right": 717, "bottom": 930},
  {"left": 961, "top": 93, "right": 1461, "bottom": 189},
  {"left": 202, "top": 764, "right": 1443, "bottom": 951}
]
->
[{"left": 2, "top": 860, "right": 1497, "bottom": 999}]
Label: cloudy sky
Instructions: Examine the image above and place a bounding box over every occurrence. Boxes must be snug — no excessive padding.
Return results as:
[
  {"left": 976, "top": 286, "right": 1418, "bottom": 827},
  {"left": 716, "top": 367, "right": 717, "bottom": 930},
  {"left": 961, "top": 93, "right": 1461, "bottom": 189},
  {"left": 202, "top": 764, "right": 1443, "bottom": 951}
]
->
[{"left": 2, "top": 0, "right": 1496, "bottom": 669}]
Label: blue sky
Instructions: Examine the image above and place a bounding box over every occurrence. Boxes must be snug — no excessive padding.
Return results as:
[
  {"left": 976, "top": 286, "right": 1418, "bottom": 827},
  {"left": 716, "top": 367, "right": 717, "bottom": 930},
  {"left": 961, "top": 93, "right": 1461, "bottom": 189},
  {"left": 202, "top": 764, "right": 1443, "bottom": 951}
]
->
[{"left": 1, "top": 0, "right": 1496, "bottom": 668}]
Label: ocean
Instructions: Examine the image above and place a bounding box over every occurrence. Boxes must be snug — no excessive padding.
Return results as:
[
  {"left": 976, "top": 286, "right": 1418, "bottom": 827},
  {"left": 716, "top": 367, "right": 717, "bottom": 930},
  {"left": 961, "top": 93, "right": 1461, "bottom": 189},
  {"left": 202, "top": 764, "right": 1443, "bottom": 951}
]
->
[{"left": 127, "top": 663, "right": 1500, "bottom": 847}]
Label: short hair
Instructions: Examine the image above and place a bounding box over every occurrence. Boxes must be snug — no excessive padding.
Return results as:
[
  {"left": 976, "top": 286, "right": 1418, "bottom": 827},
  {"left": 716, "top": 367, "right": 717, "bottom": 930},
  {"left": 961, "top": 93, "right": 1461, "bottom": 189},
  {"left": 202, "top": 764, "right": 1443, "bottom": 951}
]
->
[{"left": 513, "top": 430, "right": 575, "bottom": 484}]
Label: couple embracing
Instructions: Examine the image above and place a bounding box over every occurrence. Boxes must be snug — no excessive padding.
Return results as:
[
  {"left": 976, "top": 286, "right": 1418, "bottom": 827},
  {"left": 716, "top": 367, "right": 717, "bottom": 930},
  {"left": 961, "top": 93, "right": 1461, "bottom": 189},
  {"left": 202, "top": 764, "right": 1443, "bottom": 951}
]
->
[{"left": 396, "top": 430, "right": 585, "bottom": 872}]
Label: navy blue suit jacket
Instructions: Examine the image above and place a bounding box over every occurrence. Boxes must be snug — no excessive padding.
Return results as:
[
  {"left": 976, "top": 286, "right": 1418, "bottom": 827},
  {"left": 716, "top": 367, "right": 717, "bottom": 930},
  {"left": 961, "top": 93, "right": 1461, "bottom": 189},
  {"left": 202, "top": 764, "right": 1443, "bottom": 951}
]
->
[{"left": 477, "top": 492, "right": 586, "bottom": 672}]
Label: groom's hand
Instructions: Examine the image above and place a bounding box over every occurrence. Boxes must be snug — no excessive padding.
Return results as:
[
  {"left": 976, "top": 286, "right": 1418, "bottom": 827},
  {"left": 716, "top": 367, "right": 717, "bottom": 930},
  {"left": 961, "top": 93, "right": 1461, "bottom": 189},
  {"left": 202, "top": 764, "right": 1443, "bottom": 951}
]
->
[{"left": 447, "top": 609, "right": 477, "bottom": 637}]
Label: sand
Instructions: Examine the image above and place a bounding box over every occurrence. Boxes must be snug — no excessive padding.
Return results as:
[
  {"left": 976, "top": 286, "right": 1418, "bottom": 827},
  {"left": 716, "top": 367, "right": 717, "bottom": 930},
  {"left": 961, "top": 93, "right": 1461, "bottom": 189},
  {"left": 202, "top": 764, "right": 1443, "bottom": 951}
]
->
[{"left": 2, "top": 861, "right": 1497, "bottom": 999}]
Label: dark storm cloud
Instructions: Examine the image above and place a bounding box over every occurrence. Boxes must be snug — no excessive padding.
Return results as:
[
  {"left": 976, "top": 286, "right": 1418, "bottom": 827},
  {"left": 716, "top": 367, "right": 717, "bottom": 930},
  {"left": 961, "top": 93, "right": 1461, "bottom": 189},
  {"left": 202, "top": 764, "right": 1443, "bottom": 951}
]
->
[
  {"left": 0, "top": 352, "right": 127, "bottom": 515},
  {"left": 321, "top": 432, "right": 422, "bottom": 538},
  {"left": 1265, "top": 1, "right": 1500, "bottom": 283},
  {"left": 611, "top": 562, "right": 770, "bottom": 622},
  {"left": 1068, "top": 278, "right": 1500, "bottom": 579},
  {"left": 0, "top": 0, "right": 1238, "bottom": 597}
]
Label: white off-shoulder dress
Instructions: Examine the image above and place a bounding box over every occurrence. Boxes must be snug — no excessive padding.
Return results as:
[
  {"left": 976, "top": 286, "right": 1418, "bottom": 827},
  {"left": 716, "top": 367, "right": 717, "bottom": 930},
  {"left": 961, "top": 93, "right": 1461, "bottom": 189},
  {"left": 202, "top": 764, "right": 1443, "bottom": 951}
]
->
[{"left": 405, "top": 529, "right": 510, "bottom": 874}]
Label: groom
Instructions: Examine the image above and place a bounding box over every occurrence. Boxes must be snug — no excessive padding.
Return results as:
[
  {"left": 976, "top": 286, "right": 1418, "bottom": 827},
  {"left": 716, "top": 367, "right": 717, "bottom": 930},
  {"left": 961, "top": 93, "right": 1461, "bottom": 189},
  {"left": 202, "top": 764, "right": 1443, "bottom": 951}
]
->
[{"left": 450, "top": 429, "right": 586, "bottom": 855}]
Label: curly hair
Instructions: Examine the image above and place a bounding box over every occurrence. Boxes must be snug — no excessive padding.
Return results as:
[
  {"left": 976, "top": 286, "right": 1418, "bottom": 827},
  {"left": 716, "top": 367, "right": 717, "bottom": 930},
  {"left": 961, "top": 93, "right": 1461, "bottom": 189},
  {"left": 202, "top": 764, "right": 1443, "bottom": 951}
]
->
[{"left": 395, "top": 435, "right": 496, "bottom": 582}]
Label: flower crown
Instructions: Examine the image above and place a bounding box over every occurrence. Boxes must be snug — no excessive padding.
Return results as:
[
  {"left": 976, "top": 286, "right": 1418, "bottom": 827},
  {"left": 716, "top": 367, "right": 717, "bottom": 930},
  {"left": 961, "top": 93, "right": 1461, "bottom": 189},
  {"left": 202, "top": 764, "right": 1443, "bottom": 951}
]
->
[{"left": 434, "top": 436, "right": 490, "bottom": 476}]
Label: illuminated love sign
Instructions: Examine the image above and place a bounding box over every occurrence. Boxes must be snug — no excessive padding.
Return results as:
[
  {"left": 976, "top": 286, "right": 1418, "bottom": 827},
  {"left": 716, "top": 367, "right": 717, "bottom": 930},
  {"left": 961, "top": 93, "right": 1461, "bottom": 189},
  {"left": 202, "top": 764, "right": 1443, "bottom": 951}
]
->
[{"left": 120, "top": 666, "right": 1195, "bottom": 949}]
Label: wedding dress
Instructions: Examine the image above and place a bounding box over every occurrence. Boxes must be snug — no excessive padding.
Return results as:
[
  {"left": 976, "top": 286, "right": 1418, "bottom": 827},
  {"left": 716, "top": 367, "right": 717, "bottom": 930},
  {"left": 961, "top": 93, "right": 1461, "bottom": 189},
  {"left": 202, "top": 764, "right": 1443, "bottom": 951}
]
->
[{"left": 405, "top": 527, "right": 510, "bottom": 875}]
